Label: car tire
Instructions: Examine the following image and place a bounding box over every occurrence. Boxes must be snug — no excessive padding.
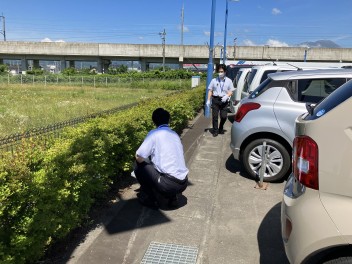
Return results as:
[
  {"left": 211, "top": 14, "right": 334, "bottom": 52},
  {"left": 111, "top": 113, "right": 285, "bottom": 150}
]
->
[{"left": 241, "top": 138, "right": 291, "bottom": 182}]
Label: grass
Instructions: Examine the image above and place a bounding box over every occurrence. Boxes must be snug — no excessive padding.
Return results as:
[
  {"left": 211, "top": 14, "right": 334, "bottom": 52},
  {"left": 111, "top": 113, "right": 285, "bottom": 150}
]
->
[{"left": 0, "top": 84, "right": 177, "bottom": 137}]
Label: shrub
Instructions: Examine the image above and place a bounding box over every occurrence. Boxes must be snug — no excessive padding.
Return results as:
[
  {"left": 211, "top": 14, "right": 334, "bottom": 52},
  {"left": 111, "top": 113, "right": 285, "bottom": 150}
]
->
[{"left": 0, "top": 86, "right": 205, "bottom": 263}]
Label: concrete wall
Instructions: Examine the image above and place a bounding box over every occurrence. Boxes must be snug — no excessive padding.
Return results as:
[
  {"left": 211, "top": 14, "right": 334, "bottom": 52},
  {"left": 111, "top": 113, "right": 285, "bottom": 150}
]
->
[{"left": 1, "top": 41, "right": 352, "bottom": 73}]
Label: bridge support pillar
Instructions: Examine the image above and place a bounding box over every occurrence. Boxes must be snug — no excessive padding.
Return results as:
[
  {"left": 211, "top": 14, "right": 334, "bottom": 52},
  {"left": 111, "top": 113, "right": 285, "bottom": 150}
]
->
[
  {"left": 60, "top": 59, "right": 66, "bottom": 72},
  {"left": 140, "top": 59, "right": 149, "bottom": 71},
  {"left": 33, "top": 59, "right": 40, "bottom": 69},
  {"left": 21, "top": 58, "right": 28, "bottom": 72},
  {"left": 68, "top": 60, "right": 75, "bottom": 68},
  {"left": 97, "top": 59, "right": 111, "bottom": 74}
]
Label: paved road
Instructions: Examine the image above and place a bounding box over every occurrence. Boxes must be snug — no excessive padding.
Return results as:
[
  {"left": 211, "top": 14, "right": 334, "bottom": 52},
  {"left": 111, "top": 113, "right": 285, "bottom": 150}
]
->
[{"left": 55, "top": 112, "right": 290, "bottom": 264}]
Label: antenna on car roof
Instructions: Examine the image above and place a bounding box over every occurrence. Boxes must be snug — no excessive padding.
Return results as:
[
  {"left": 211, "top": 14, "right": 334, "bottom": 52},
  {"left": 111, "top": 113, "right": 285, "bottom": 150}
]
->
[{"left": 286, "top": 63, "right": 303, "bottom": 71}]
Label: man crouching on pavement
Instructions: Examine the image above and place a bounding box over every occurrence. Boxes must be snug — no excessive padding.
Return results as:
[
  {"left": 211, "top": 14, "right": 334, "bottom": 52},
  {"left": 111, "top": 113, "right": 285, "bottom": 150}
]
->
[{"left": 134, "top": 108, "right": 189, "bottom": 209}]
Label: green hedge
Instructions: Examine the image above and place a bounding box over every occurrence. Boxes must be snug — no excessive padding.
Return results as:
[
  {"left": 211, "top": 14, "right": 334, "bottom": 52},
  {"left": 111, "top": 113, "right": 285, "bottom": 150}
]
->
[{"left": 0, "top": 86, "right": 204, "bottom": 264}]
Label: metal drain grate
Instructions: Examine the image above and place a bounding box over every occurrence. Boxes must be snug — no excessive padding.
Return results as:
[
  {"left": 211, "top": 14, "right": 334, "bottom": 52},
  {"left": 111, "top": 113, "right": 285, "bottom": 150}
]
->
[{"left": 141, "top": 242, "right": 198, "bottom": 264}]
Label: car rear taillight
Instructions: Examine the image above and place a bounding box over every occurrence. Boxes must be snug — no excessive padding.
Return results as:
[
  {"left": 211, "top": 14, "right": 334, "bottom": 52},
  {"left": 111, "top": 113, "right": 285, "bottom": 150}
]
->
[
  {"left": 293, "top": 136, "right": 319, "bottom": 190},
  {"left": 234, "top": 102, "right": 261, "bottom": 122}
]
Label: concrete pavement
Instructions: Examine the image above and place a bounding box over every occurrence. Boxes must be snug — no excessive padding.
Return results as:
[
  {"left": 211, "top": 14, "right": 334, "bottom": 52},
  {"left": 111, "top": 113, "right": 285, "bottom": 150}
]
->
[{"left": 60, "top": 111, "right": 289, "bottom": 264}]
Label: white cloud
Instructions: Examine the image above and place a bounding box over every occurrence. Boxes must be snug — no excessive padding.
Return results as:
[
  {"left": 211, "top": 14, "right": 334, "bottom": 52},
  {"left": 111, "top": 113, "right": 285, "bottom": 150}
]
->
[
  {"left": 41, "top": 38, "right": 65, "bottom": 43},
  {"left": 243, "top": 39, "right": 257, "bottom": 46},
  {"left": 266, "top": 39, "right": 289, "bottom": 47},
  {"left": 41, "top": 37, "right": 52, "bottom": 42},
  {"left": 272, "top": 8, "right": 282, "bottom": 15}
]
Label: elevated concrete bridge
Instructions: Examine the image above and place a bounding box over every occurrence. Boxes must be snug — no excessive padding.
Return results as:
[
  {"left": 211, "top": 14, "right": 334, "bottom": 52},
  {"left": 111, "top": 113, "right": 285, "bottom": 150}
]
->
[{"left": 1, "top": 41, "right": 352, "bottom": 72}]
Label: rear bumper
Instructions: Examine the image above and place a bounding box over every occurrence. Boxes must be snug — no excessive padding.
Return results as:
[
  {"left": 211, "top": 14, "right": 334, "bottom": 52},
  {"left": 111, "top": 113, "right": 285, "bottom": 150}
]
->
[
  {"left": 281, "top": 174, "right": 344, "bottom": 264},
  {"left": 230, "top": 142, "right": 240, "bottom": 160}
]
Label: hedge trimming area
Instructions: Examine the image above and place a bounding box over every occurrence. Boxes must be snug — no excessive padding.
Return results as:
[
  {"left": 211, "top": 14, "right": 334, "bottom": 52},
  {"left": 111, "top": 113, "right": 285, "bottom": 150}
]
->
[{"left": 0, "top": 86, "right": 204, "bottom": 264}]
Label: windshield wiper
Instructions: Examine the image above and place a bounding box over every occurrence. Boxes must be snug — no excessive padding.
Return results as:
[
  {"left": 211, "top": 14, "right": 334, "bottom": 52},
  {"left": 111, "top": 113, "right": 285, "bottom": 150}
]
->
[{"left": 305, "top": 103, "right": 315, "bottom": 115}]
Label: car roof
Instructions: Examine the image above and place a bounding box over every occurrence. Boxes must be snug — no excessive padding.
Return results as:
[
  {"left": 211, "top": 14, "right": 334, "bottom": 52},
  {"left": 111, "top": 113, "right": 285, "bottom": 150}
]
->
[
  {"left": 239, "top": 67, "right": 252, "bottom": 72},
  {"left": 250, "top": 64, "right": 297, "bottom": 70},
  {"left": 268, "top": 68, "right": 352, "bottom": 81}
]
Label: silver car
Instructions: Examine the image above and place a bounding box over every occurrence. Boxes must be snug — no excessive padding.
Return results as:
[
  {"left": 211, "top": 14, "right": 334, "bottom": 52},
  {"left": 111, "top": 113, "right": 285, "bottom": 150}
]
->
[
  {"left": 281, "top": 79, "right": 352, "bottom": 263},
  {"left": 230, "top": 68, "right": 352, "bottom": 182}
]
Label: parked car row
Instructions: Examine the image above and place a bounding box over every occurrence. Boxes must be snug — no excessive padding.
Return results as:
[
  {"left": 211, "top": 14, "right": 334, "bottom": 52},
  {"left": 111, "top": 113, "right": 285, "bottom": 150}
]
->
[{"left": 227, "top": 65, "right": 352, "bottom": 263}]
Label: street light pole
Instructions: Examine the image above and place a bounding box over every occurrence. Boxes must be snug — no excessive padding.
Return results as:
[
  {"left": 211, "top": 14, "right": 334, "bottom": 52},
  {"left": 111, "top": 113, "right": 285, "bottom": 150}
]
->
[
  {"left": 223, "top": 0, "right": 229, "bottom": 65},
  {"left": 223, "top": 0, "right": 239, "bottom": 65},
  {"left": 205, "top": 0, "right": 216, "bottom": 118}
]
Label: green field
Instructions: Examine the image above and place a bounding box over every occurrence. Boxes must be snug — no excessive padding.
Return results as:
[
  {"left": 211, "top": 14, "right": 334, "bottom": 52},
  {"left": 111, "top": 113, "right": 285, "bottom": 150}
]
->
[{"left": 0, "top": 84, "right": 175, "bottom": 137}]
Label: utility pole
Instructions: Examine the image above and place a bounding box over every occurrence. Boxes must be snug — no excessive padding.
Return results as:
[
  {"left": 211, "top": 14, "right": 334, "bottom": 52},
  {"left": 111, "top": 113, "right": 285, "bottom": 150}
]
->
[
  {"left": 159, "top": 29, "right": 166, "bottom": 71},
  {"left": 179, "top": 2, "right": 184, "bottom": 68},
  {"left": 205, "top": 0, "right": 216, "bottom": 118},
  {"left": 0, "top": 14, "right": 6, "bottom": 41}
]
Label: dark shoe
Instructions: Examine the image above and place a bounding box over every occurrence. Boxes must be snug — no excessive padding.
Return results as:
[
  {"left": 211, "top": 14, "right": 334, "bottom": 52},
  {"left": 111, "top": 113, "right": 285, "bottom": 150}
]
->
[
  {"left": 213, "top": 131, "right": 218, "bottom": 137},
  {"left": 219, "top": 129, "right": 225, "bottom": 134},
  {"left": 167, "top": 195, "right": 179, "bottom": 208},
  {"left": 137, "top": 192, "right": 158, "bottom": 209}
]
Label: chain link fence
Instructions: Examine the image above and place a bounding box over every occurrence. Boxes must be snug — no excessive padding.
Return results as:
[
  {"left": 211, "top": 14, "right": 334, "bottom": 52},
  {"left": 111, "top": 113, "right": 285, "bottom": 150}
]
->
[
  {"left": 0, "top": 74, "right": 188, "bottom": 88},
  {"left": 0, "top": 102, "right": 139, "bottom": 153}
]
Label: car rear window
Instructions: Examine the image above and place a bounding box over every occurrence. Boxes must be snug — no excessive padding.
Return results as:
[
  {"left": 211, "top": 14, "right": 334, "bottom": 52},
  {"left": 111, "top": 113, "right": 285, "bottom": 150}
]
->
[
  {"left": 249, "top": 79, "right": 290, "bottom": 98},
  {"left": 234, "top": 71, "right": 243, "bottom": 88},
  {"left": 298, "top": 78, "right": 347, "bottom": 104},
  {"left": 259, "top": 70, "right": 277, "bottom": 83},
  {"left": 305, "top": 79, "right": 352, "bottom": 120},
  {"left": 243, "top": 69, "right": 257, "bottom": 92}
]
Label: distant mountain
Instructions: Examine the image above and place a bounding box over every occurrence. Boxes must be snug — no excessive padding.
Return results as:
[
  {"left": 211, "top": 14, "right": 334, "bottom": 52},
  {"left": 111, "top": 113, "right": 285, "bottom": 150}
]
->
[{"left": 297, "top": 40, "right": 341, "bottom": 48}]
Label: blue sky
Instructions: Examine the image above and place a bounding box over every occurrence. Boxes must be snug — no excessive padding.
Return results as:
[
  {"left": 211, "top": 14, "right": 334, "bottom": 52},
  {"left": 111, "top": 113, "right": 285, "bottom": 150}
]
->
[{"left": 1, "top": 0, "right": 352, "bottom": 47}]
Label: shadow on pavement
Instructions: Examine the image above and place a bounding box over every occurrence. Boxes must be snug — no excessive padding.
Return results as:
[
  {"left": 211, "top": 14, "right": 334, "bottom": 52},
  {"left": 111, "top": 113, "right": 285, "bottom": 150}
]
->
[
  {"left": 225, "top": 154, "right": 256, "bottom": 181},
  {"left": 257, "top": 202, "right": 290, "bottom": 264}
]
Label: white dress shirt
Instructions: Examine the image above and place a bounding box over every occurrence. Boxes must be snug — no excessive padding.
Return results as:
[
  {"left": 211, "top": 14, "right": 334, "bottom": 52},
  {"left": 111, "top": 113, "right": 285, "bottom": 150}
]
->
[{"left": 136, "top": 125, "right": 189, "bottom": 180}]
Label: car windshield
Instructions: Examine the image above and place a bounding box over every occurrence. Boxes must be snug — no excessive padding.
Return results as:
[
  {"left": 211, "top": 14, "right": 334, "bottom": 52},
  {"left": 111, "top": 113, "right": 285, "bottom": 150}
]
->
[{"left": 307, "top": 79, "right": 352, "bottom": 120}]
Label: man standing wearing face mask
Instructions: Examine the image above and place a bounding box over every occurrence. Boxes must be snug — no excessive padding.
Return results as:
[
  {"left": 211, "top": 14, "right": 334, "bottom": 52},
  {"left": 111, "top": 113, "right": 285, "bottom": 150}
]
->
[{"left": 206, "top": 64, "right": 235, "bottom": 137}]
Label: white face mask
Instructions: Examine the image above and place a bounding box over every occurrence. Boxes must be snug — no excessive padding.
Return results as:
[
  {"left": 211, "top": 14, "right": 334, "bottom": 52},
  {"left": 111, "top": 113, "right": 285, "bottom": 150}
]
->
[{"left": 218, "top": 72, "right": 225, "bottom": 78}]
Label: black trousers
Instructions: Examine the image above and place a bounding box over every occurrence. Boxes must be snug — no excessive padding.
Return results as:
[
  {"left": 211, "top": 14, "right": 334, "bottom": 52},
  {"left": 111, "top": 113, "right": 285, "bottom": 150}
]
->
[
  {"left": 211, "top": 96, "right": 228, "bottom": 132},
  {"left": 134, "top": 161, "right": 188, "bottom": 200}
]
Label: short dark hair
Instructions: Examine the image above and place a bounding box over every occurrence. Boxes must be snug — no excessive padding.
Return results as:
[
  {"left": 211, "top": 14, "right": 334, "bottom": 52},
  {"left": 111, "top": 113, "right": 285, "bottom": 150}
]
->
[
  {"left": 217, "top": 64, "right": 227, "bottom": 73},
  {"left": 152, "top": 108, "right": 170, "bottom": 126}
]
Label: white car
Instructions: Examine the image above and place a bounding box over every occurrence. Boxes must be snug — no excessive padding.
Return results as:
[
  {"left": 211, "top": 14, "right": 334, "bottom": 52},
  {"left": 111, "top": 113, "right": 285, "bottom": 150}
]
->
[
  {"left": 229, "top": 67, "right": 252, "bottom": 113},
  {"left": 240, "top": 63, "right": 340, "bottom": 103},
  {"left": 230, "top": 68, "right": 352, "bottom": 182}
]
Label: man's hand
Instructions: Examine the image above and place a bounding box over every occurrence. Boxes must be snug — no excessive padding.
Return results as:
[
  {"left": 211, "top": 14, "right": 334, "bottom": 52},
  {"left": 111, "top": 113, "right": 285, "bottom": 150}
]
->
[
  {"left": 135, "top": 154, "right": 145, "bottom": 163},
  {"left": 221, "top": 95, "right": 229, "bottom": 103},
  {"left": 206, "top": 100, "right": 211, "bottom": 107}
]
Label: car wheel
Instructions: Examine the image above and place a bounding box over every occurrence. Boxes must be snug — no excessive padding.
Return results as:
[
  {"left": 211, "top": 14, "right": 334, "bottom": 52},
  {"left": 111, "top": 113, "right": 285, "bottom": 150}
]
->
[{"left": 241, "top": 138, "right": 291, "bottom": 182}]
